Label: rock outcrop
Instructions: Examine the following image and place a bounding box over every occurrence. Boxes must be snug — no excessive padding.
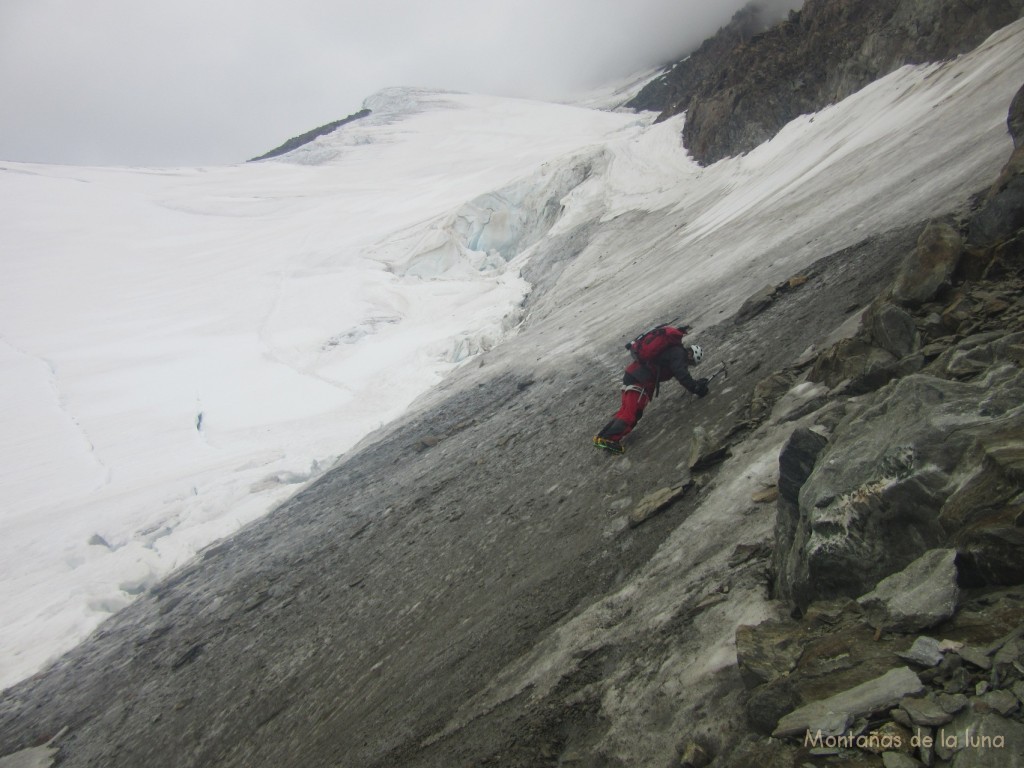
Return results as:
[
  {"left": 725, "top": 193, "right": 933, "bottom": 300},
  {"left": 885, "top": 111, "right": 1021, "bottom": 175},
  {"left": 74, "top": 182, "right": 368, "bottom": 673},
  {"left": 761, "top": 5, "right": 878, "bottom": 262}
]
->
[
  {"left": 738, "top": 83, "right": 1024, "bottom": 766},
  {"left": 629, "top": 0, "right": 1024, "bottom": 165}
]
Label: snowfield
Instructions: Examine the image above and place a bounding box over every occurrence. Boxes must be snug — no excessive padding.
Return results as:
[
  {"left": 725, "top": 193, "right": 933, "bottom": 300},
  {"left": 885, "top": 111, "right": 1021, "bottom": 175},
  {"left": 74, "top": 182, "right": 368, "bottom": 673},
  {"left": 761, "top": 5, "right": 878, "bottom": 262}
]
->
[{"left": 2, "top": 19, "right": 1023, "bottom": 692}]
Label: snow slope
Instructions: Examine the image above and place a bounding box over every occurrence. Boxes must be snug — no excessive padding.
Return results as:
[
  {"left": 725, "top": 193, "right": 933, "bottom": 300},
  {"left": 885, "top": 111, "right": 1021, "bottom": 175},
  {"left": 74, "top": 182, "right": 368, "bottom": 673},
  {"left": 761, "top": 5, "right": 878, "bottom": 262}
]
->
[
  {"left": 0, "top": 91, "right": 644, "bottom": 689},
  {"left": 1, "top": 19, "right": 1023, "bottom": 694}
]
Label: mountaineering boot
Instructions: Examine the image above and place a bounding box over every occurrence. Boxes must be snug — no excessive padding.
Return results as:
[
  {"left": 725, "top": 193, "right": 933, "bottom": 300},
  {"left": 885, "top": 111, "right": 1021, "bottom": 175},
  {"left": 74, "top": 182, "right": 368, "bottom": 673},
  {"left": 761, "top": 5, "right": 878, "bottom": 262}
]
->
[{"left": 593, "top": 436, "right": 625, "bottom": 454}]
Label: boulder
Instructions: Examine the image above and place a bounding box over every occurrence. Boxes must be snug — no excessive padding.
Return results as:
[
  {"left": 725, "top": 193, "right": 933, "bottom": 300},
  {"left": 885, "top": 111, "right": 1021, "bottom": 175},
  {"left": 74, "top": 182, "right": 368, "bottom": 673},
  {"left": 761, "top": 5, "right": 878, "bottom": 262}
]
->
[
  {"left": 858, "top": 549, "right": 960, "bottom": 633},
  {"left": 930, "top": 331, "right": 1024, "bottom": 380},
  {"left": 745, "top": 678, "right": 801, "bottom": 735},
  {"left": 735, "top": 284, "right": 777, "bottom": 324},
  {"left": 941, "top": 409, "right": 1024, "bottom": 587},
  {"left": 866, "top": 302, "right": 920, "bottom": 359},
  {"left": 775, "top": 368, "right": 1024, "bottom": 608},
  {"left": 891, "top": 222, "right": 963, "bottom": 307},
  {"left": 946, "top": 712, "right": 1024, "bottom": 767},
  {"left": 627, "top": 484, "right": 691, "bottom": 527},
  {"left": 897, "top": 636, "right": 945, "bottom": 668},
  {"left": 969, "top": 169, "right": 1024, "bottom": 248},
  {"left": 773, "top": 666, "right": 924, "bottom": 738},
  {"left": 735, "top": 620, "right": 804, "bottom": 689},
  {"left": 808, "top": 337, "right": 901, "bottom": 393},
  {"left": 773, "top": 428, "right": 829, "bottom": 605},
  {"left": 899, "top": 693, "right": 955, "bottom": 727}
]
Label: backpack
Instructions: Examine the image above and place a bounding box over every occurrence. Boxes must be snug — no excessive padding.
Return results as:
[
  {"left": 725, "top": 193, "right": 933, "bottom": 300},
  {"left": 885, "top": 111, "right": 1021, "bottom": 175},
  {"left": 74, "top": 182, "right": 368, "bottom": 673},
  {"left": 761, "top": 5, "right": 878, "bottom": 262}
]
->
[{"left": 626, "top": 323, "right": 688, "bottom": 365}]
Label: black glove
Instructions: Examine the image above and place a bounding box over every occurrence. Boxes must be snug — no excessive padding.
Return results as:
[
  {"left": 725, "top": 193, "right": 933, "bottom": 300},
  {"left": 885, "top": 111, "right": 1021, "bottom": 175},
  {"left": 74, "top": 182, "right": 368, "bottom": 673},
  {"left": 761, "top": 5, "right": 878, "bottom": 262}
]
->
[{"left": 693, "top": 378, "right": 709, "bottom": 398}]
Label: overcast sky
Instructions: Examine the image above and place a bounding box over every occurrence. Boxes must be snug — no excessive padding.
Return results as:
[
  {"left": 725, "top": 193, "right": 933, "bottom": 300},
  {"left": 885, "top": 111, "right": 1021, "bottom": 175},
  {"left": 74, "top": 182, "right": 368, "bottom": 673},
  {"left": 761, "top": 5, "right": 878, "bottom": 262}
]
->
[{"left": 0, "top": 0, "right": 801, "bottom": 167}]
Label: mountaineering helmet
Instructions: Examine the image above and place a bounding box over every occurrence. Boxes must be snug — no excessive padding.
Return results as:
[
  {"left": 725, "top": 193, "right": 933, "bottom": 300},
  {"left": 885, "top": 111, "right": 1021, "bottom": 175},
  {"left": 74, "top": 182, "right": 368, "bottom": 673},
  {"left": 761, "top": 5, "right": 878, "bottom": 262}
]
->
[{"left": 688, "top": 343, "right": 704, "bottom": 365}]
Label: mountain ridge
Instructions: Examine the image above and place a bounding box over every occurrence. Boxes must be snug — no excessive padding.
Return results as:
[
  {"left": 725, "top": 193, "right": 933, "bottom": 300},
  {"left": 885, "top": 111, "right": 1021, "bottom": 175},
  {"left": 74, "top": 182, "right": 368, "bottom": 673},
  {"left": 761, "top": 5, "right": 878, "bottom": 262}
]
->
[{"left": 630, "top": 0, "right": 1024, "bottom": 165}]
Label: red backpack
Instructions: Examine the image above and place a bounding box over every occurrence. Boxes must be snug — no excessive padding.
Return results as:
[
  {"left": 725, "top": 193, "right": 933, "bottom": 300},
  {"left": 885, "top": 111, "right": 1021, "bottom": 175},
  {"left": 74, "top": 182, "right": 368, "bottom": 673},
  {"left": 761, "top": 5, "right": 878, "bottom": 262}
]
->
[{"left": 626, "top": 324, "right": 688, "bottom": 365}]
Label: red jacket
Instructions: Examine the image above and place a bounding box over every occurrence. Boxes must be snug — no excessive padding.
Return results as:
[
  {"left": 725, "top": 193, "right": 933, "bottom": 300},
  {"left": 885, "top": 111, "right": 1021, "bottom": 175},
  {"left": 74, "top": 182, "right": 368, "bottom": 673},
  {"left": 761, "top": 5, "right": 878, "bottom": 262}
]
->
[{"left": 623, "top": 343, "right": 698, "bottom": 394}]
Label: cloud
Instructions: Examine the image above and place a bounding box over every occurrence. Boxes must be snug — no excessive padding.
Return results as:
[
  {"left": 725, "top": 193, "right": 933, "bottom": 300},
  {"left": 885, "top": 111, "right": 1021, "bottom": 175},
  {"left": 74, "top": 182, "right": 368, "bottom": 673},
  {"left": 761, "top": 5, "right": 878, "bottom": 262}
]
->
[{"left": 0, "top": 0, "right": 802, "bottom": 166}]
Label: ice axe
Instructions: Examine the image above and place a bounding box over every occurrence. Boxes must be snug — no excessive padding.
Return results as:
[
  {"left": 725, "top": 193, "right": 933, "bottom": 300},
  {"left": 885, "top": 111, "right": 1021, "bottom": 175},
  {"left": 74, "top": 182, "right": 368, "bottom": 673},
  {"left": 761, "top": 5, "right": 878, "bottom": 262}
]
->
[{"left": 704, "top": 362, "right": 728, "bottom": 385}]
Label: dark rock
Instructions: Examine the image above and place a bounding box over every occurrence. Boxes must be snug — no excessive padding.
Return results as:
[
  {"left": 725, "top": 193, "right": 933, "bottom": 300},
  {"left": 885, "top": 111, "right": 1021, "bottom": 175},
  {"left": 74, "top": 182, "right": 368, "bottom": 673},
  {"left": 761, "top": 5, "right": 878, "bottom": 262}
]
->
[
  {"left": 745, "top": 678, "right": 800, "bottom": 735},
  {"left": 773, "top": 427, "right": 829, "bottom": 604},
  {"left": 689, "top": 446, "right": 732, "bottom": 471},
  {"left": 1010, "top": 83, "right": 1024, "bottom": 150},
  {"left": 867, "top": 301, "right": 921, "bottom": 359},
  {"left": 944, "top": 667, "right": 972, "bottom": 694},
  {"left": 956, "top": 523, "right": 1024, "bottom": 587},
  {"left": 729, "top": 541, "right": 770, "bottom": 566},
  {"left": 250, "top": 108, "right": 372, "bottom": 161},
  {"left": 941, "top": 410, "right": 1024, "bottom": 586},
  {"left": 970, "top": 171, "right": 1024, "bottom": 249},
  {"left": 808, "top": 337, "right": 900, "bottom": 393},
  {"left": 643, "top": 0, "right": 1024, "bottom": 165},
  {"left": 625, "top": 3, "right": 779, "bottom": 116},
  {"left": 777, "top": 368, "right": 1024, "bottom": 608},
  {"left": 891, "top": 222, "right": 963, "bottom": 307}
]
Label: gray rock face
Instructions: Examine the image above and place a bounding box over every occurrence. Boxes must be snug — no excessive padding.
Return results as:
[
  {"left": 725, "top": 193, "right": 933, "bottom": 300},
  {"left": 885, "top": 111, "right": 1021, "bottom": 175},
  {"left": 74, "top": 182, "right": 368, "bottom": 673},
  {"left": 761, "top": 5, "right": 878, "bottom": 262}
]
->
[
  {"left": 735, "top": 620, "right": 803, "bottom": 689},
  {"left": 629, "top": 0, "right": 1024, "bottom": 164},
  {"left": 1010, "top": 83, "right": 1024, "bottom": 149},
  {"left": 867, "top": 302, "right": 921, "bottom": 359},
  {"left": 772, "top": 427, "right": 829, "bottom": 605},
  {"left": 946, "top": 712, "right": 1024, "bottom": 767},
  {"left": 809, "top": 337, "right": 901, "bottom": 393},
  {"left": 776, "top": 367, "right": 1024, "bottom": 608},
  {"left": 970, "top": 174, "right": 1024, "bottom": 248},
  {"left": 900, "top": 693, "right": 956, "bottom": 727},
  {"left": 858, "top": 549, "right": 960, "bottom": 633}
]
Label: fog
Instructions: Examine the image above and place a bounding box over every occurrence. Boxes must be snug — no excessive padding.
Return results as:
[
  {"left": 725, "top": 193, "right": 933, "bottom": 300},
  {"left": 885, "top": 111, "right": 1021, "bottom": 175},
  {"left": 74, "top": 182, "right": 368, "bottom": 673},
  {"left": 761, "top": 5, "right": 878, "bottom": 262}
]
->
[{"left": 0, "top": 0, "right": 802, "bottom": 166}]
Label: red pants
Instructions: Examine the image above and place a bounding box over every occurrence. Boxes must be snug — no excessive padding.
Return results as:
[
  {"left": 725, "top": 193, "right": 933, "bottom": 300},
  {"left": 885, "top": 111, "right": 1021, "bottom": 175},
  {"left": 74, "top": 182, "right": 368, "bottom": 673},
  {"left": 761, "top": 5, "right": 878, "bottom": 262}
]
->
[{"left": 597, "top": 385, "right": 653, "bottom": 442}]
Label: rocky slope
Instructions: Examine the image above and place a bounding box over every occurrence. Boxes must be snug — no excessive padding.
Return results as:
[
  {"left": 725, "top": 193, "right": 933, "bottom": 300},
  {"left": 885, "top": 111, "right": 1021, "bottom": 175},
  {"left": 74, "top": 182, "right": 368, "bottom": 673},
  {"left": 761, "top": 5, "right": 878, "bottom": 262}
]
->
[
  {"left": 1, "top": 15, "right": 1023, "bottom": 768},
  {"left": 730, "top": 85, "right": 1024, "bottom": 767},
  {"left": 629, "top": 0, "right": 1024, "bottom": 165}
]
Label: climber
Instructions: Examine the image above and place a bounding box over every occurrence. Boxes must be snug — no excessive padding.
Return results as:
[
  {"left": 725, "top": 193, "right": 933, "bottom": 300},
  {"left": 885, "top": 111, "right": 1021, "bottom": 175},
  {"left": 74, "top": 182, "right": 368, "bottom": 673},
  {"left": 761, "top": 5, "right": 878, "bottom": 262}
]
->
[{"left": 593, "top": 325, "right": 709, "bottom": 454}]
